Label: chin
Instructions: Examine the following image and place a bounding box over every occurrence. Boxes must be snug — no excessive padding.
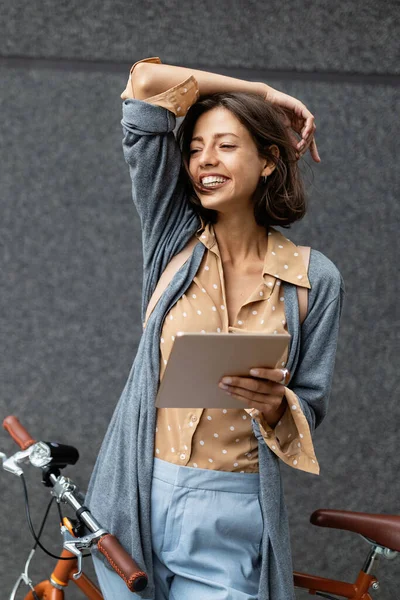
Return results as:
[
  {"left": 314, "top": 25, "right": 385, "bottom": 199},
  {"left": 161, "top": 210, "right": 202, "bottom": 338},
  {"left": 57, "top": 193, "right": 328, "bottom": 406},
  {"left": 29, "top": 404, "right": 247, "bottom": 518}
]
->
[{"left": 198, "top": 194, "right": 232, "bottom": 212}]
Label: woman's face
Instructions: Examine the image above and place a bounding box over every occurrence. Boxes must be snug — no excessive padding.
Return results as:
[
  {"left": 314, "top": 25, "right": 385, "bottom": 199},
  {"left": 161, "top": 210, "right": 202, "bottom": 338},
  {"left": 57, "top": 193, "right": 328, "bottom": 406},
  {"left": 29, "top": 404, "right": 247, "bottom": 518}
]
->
[{"left": 189, "top": 107, "right": 270, "bottom": 214}]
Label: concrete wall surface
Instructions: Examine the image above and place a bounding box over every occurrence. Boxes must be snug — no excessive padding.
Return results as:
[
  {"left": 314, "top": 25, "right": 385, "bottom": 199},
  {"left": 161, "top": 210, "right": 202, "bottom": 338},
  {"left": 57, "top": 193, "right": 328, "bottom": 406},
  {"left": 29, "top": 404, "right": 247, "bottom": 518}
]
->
[
  {"left": 1, "top": 1, "right": 399, "bottom": 598},
  {"left": 1, "top": 0, "right": 399, "bottom": 74}
]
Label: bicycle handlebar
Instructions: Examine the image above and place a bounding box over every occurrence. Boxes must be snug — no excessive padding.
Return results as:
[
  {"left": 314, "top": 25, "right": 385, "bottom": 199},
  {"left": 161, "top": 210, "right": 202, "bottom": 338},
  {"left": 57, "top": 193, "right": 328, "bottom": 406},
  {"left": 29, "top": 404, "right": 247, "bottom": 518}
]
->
[
  {"left": 98, "top": 534, "right": 148, "bottom": 592},
  {"left": 3, "top": 415, "right": 36, "bottom": 450},
  {"left": 2, "top": 415, "right": 149, "bottom": 592}
]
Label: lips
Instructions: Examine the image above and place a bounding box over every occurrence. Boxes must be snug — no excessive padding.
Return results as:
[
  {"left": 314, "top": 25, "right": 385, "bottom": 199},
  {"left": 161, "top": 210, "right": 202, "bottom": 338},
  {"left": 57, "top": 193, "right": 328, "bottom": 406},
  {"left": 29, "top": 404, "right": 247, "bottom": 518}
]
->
[{"left": 197, "top": 173, "right": 230, "bottom": 190}]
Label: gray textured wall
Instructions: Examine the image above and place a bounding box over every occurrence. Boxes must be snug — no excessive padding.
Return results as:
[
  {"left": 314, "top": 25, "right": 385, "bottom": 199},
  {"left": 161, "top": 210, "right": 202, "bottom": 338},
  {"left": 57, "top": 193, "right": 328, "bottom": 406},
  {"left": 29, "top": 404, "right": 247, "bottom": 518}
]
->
[{"left": 1, "top": 1, "right": 399, "bottom": 598}]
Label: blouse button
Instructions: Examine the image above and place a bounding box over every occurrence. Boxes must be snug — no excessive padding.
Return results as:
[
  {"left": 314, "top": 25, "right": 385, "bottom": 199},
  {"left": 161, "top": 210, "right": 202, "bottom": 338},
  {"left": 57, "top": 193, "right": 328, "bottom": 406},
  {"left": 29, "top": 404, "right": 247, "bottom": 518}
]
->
[
  {"left": 180, "top": 453, "right": 186, "bottom": 460},
  {"left": 191, "top": 415, "right": 197, "bottom": 422}
]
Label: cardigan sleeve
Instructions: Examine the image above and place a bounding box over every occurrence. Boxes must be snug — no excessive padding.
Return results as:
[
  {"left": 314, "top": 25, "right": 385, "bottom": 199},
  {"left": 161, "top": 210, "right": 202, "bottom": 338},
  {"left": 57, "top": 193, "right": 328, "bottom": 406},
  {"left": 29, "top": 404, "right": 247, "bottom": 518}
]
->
[
  {"left": 291, "top": 252, "right": 345, "bottom": 434},
  {"left": 120, "top": 94, "right": 200, "bottom": 323}
]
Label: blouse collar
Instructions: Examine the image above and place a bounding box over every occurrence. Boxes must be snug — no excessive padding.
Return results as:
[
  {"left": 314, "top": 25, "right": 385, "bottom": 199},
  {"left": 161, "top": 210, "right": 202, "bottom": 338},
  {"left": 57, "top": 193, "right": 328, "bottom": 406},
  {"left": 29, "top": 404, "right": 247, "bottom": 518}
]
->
[{"left": 196, "top": 222, "right": 311, "bottom": 289}]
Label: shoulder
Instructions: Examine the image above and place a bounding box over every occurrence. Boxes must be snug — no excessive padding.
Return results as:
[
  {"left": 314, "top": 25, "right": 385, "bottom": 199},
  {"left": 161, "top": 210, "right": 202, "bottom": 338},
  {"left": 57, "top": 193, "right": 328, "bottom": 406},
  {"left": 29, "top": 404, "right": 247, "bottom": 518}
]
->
[{"left": 308, "top": 249, "right": 345, "bottom": 306}]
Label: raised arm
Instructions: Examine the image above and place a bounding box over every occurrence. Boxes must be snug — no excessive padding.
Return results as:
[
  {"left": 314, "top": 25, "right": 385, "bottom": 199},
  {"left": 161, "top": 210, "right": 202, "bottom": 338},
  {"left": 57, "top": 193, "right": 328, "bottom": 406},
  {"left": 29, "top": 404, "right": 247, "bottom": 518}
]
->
[
  {"left": 129, "top": 58, "right": 319, "bottom": 162},
  {"left": 120, "top": 61, "right": 201, "bottom": 322},
  {"left": 132, "top": 61, "right": 266, "bottom": 100}
]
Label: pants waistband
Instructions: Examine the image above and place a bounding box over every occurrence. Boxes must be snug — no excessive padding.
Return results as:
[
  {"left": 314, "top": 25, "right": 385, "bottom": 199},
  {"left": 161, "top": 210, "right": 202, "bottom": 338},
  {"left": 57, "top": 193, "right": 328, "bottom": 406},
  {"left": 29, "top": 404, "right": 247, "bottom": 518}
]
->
[{"left": 152, "top": 457, "right": 260, "bottom": 494}]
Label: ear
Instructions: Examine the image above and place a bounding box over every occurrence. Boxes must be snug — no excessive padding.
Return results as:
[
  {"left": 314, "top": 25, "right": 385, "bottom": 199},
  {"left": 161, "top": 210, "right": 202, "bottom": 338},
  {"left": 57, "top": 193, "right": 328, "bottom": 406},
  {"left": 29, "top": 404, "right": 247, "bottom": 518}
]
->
[{"left": 261, "top": 145, "right": 280, "bottom": 177}]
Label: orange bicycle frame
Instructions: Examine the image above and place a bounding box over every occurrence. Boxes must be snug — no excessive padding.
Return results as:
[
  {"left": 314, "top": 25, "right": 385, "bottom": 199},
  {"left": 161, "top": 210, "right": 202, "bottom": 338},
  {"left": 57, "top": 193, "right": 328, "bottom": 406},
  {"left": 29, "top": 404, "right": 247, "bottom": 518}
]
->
[
  {"left": 24, "top": 549, "right": 102, "bottom": 600},
  {"left": 294, "top": 569, "right": 377, "bottom": 599}
]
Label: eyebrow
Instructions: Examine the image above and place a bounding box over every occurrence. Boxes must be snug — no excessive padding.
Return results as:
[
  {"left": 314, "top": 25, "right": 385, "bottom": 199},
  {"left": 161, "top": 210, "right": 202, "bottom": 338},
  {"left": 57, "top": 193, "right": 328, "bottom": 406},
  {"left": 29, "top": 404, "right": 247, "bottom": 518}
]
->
[{"left": 190, "top": 133, "right": 240, "bottom": 143}]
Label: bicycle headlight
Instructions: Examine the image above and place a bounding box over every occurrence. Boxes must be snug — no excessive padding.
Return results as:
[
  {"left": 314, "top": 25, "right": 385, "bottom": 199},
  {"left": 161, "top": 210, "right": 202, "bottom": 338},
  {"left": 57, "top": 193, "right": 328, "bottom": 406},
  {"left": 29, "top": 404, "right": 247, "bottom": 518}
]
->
[
  {"left": 30, "top": 441, "right": 52, "bottom": 467},
  {"left": 29, "top": 440, "right": 79, "bottom": 469}
]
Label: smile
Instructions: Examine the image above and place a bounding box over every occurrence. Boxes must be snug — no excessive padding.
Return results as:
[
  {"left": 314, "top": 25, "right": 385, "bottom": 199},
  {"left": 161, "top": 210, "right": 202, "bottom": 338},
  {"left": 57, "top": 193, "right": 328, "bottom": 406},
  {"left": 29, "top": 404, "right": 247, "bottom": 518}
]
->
[{"left": 199, "top": 176, "right": 229, "bottom": 189}]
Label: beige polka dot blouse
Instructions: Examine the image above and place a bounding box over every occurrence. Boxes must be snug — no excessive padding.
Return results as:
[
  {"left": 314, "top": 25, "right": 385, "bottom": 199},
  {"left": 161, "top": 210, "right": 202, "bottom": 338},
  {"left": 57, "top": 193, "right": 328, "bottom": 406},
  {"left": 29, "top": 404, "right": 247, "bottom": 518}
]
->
[{"left": 155, "top": 223, "right": 319, "bottom": 474}]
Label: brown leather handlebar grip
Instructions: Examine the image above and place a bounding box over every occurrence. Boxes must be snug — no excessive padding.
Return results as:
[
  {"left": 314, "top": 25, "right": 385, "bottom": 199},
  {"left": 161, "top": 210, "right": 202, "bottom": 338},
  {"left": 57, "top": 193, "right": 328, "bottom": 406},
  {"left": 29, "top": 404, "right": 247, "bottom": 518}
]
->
[
  {"left": 97, "top": 534, "right": 148, "bottom": 592},
  {"left": 3, "top": 416, "right": 36, "bottom": 450}
]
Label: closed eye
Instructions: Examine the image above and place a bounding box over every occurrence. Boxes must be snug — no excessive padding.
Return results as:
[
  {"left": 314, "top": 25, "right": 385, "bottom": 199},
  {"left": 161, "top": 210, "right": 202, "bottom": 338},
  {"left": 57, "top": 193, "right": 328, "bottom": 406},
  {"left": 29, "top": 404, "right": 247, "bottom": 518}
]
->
[{"left": 189, "top": 144, "right": 236, "bottom": 155}]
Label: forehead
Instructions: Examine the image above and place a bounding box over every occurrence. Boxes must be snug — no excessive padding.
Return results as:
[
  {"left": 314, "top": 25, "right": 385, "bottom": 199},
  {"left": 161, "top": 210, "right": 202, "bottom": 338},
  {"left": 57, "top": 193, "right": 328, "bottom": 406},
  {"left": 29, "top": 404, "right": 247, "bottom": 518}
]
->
[{"left": 192, "top": 107, "right": 247, "bottom": 140}]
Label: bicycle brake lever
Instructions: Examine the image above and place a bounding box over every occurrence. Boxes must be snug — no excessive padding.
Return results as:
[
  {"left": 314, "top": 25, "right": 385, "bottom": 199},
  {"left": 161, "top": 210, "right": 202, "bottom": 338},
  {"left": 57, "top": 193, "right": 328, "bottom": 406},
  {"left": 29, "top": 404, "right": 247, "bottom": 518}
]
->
[
  {"left": 62, "top": 526, "right": 107, "bottom": 579},
  {"left": 2, "top": 448, "right": 32, "bottom": 476}
]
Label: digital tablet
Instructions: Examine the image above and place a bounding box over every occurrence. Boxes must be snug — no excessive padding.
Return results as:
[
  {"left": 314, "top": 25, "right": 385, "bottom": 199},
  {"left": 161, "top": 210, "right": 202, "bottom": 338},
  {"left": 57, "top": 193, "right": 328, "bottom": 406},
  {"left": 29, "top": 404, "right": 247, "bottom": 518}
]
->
[{"left": 155, "top": 332, "right": 290, "bottom": 409}]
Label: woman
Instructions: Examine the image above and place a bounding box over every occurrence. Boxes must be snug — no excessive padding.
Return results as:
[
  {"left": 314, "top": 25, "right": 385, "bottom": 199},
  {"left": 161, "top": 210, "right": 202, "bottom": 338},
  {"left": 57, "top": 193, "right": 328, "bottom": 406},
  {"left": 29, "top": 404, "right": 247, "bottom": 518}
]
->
[{"left": 87, "top": 58, "right": 344, "bottom": 600}]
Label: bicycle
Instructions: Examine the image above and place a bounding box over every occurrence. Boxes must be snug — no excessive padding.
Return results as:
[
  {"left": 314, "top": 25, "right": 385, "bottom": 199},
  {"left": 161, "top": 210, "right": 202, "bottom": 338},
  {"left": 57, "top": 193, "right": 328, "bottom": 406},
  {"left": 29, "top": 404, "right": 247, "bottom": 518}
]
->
[{"left": 1, "top": 415, "right": 399, "bottom": 599}]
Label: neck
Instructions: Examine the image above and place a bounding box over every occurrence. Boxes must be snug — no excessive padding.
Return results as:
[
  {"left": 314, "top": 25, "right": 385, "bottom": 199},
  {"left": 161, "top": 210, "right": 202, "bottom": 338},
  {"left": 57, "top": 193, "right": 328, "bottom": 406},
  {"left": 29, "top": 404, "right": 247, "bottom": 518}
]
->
[{"left": 212, "top": 211, "right": 268, "bottom": 269}]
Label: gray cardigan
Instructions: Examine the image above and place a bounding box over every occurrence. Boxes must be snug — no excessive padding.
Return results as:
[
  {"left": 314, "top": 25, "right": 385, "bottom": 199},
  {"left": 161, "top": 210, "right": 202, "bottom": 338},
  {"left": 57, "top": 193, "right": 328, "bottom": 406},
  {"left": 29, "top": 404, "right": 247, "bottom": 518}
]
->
[{"left": 86, "top": 99, "right": 345, "bottom": 599}]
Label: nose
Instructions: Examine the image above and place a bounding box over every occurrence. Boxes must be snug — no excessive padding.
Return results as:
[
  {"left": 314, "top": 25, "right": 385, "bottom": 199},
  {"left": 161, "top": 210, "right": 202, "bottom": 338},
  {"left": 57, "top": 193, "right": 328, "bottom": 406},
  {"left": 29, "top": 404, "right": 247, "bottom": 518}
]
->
[{"left": 198, "top": 145, "right": 219, "bottom": 168}]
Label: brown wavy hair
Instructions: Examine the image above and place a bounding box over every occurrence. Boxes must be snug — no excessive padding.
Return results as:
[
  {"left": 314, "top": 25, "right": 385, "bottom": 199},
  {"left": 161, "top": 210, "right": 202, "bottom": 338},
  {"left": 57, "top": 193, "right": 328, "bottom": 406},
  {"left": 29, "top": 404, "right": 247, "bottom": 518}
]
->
[{"left": 177, "top": 92, "right": 307, "bottom": 230}]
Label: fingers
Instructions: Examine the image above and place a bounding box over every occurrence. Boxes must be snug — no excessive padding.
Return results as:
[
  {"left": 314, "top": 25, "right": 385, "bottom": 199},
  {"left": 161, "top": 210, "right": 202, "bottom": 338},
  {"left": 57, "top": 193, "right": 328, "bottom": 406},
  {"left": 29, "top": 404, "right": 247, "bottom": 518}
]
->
[
  {"left": 249, "top": 367, "right": 290, "bottom": 384},
  {"left": 292, "top": 109, "right": 320, "bottom": 162},
  {"left": 289, "top": 104, "right": 314, "bottom": 139},
  {"left": 221, "top": 387, "right": 283, "bottom": 412},
  {"left": 219, "top": 374, "right": 286, "bottom": 397},
  {"left": 296, "top": 136, "right": 320, "bottom": 163},
  {"left": 287, "top": 128, "right": 302, "bottom": 153},
  {"left": 296, "top": 116, "right": 316, "bottom": 148},
  {"left": 300, "top": 111, "right": 316, "bottom": 142},
  {"left": 308, "top": 137, "right": 321, "bottom": 163},
  {"left": 296, "top": 130, "right": 320, "bottom": 163}
]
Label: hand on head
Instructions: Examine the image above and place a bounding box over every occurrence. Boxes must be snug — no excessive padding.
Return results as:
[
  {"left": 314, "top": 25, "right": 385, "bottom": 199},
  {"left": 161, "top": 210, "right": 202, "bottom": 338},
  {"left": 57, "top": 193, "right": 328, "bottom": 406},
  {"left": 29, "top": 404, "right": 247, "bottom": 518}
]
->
[{"left": 266, "top": 88, "right": 320, "bottom": 163}]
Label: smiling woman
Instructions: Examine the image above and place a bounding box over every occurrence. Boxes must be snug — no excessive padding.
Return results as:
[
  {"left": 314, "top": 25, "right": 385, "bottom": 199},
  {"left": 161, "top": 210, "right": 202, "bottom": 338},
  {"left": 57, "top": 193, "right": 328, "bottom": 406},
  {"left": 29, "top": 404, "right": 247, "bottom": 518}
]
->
[{"left": 86, "top": 56, "right": 344, "bottom": 600}]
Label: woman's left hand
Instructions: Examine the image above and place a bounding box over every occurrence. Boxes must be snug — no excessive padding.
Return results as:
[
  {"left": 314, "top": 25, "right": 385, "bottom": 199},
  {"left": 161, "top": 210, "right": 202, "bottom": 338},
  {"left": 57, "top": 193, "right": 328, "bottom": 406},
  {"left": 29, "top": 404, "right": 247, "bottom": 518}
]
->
[
  {"left": 264, "top": 86, "right": 320, "bottom": 163},
  {"left": 218, "top": 368, "right": 290, "bottom": 428}
]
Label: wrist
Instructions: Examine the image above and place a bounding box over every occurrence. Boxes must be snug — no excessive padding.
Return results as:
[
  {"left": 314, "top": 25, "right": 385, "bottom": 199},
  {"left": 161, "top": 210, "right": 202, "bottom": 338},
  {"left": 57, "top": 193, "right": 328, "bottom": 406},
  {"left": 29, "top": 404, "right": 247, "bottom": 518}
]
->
[
  {"left": 253, "top": 81, "right": 272, "bottom": 100},
  {"left": 262, "top": 395, "right": 288, "bottom": 429}
]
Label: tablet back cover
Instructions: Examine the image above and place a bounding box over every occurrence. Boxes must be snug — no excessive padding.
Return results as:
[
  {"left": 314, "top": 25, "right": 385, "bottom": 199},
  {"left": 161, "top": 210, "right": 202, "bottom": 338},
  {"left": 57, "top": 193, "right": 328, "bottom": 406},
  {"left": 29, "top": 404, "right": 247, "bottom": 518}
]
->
[{"left": 155, "top": 332, "right": 290, "bottom": 409}]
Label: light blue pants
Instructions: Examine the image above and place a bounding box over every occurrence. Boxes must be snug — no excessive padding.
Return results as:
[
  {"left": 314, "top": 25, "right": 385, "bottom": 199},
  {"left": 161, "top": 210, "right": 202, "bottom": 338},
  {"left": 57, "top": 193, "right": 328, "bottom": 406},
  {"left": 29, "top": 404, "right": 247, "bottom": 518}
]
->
[{"left": 93, "top": 457, "right": 263, "bottom": 599}]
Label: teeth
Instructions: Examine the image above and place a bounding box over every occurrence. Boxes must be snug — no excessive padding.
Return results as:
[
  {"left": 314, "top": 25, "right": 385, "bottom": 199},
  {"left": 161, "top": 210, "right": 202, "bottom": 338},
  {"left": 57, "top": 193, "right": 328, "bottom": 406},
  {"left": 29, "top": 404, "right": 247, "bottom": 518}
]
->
[{"left": 201, "top": 176, "right": 228, "bottom": 187}]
